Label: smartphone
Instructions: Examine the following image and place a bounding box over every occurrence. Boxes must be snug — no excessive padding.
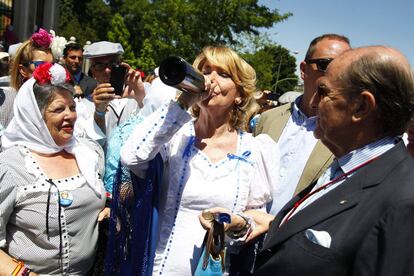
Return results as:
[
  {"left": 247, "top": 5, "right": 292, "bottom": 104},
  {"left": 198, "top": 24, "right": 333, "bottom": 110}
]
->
[{"left": 110, "top": 64, "right": 127, "bottom": 96}]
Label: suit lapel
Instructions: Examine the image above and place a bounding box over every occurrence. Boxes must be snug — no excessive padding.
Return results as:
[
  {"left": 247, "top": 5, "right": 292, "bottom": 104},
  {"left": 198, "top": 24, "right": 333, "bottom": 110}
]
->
[
  {"left": 271, "top": 104, "right": 292, "bottom": 141},
  {"left": 255, "top": 103, "right": 292, "bottom": 141},
  {"left": 263, "top": 174, "right": 363, "bottom": 250},
  {"left": 270, "top": 184, "right": 314, "bottom": 228},
  {"left": 274, "top": 180, "right": 362, "bottom": 248},
  {"left": 263, "top": 142, "right": 408, "bottom": 251}
]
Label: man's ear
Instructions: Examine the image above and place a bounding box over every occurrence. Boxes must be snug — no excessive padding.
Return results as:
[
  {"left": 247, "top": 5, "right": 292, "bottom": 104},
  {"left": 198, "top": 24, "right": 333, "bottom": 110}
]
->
[
  {"left": 352, "top": 91, "right": 376, "bottom": 122},
  {"left": 300, "top": 61, "right": 306, "bottom": 80},
  {"left": 18, "top": 64, "right": 31, "bottom": 79}
]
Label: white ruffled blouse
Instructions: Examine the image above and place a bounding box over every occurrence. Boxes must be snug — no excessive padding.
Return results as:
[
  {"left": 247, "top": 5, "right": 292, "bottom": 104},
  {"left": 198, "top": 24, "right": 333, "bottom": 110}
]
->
[{"left": 121, "top": 101, "right": 279, "bottom": 276}]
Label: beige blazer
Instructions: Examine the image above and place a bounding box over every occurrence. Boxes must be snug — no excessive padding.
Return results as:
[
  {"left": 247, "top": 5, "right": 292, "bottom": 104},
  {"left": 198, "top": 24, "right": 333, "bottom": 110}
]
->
[{"left": 254, "top": 103, "right": 334, "bottom": 194}]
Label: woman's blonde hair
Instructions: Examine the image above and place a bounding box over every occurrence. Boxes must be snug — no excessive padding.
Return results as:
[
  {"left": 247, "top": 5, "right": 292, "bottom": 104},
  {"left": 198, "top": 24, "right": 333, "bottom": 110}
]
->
[
  {"left": 10, "top": 40, "right": 52, "bottom": 90},
  {"left": 191, "top": 45, "right": 259, "bottom": 131}
]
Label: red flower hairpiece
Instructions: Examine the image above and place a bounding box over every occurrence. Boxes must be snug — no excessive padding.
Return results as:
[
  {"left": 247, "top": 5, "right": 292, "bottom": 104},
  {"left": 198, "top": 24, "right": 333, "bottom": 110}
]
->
[
  {"left": 31, "top": 28, "right": 52, "bottom": 48},
  {"left": 33, "top": 63, "right": 72, "bottom": 85}
]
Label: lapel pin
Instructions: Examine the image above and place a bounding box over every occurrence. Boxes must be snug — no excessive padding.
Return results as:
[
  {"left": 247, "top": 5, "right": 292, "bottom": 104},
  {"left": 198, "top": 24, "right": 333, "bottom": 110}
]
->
[{"left": 339, "top": 200, "right": 347, "bottom": 205}]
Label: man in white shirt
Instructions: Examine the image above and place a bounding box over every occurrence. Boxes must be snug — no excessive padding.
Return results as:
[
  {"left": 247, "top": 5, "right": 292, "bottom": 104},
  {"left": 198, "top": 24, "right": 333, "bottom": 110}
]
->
[
  {"left": 83, "top": 41, "right": 145, "bottom": 139},
  {"left": 254, "top": 34, "right": 351, "bottom": 215}
]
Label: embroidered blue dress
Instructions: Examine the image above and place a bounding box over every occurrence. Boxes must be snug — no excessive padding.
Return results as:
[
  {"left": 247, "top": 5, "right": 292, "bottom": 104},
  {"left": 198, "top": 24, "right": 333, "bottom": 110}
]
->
[
  {"left": 103, "top": 79, "right": 177, "bottom": 276},
  {"left": 103, "top": 114, "right": 144, "bottom": 194},
  {"left": 121, "top": 101, "right": 280, "bottom": 275}
]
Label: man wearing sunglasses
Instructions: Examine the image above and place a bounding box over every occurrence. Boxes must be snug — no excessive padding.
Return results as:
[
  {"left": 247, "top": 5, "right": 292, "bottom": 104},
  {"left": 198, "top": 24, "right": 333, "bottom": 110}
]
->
[
  {"left": 255, "top": 45, "right": 414, "bottom": 276},
  {"left": 83, "top": 41, "right": 145, "bottom": 140},
  {"left": 254, "top": 34, "right": 351, "bottom": 216}
]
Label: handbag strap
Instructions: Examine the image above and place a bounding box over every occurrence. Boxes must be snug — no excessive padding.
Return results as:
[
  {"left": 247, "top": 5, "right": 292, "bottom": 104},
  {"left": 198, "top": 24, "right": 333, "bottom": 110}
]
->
[{"left": 202, "top": 220, "right": 225, "bottom": 270}]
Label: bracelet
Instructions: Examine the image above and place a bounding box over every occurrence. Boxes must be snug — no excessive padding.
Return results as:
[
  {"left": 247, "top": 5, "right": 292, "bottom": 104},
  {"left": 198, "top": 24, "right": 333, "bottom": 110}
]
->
[
  {"left": 105, "top": 191, "right": 112, "bottom": 200},
  {"left": 105, "top": 191, "right": 112, "bottom": 208},
  {"left": 226, "top": 213, "right": 254, "bottom": 239},
  {"left": 11, "top": 259, "right": 24, "bottom": 276},
  {"left": 95, "top": 110, "right": 106, "bottom": 117},
  {"left": 20, "top": 266, "right": 31, "bottom": 276}
]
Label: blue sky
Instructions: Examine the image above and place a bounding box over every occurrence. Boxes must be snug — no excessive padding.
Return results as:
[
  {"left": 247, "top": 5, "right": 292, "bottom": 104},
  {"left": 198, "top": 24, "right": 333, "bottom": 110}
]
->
[{"left": 258, "top": 0, "right": 414, "bottom": 75}]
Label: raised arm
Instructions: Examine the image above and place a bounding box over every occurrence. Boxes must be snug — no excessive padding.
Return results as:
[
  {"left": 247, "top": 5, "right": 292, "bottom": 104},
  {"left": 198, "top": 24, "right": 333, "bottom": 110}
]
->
[{"left": 120, "top": 99, "right": 192, "bottom": 177}]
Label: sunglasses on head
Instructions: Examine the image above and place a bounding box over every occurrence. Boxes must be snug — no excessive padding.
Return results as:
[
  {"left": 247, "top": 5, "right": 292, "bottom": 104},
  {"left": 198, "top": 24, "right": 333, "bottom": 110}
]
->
[
  {"left": 306, "top": 58, "right": 334, "bottom": 72},
  {"left": 29, "top": 60, "right": 48, "bottom": 68}
]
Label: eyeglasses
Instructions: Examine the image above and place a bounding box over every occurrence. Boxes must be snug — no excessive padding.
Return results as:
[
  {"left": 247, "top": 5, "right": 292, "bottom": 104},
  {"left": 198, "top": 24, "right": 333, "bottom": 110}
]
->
[
  {"left": 29, "top": 60, "right": 47, "bottom": 68},
  {"left": 92, "top": 61, "right": 119, "bottom": 72},
  {"left": 306, "top": 58, "right": 334, "bottom": 72},
  {"left": 73, "top": 93, "right": 85, "bottom": 99}
]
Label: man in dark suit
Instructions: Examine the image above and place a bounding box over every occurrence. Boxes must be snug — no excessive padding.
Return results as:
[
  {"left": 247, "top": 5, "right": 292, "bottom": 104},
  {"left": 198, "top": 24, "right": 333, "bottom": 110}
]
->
[
  {"left": 254, "top": 46, "right": 414, "bottom": 275},
  {"left": 63, "top": 42, "right": 97, "bottom": 98}
]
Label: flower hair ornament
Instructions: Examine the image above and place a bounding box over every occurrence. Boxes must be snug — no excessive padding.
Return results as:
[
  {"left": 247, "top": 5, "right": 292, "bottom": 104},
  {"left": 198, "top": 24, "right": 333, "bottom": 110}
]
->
[
  {"left": 31, "top": 28, "right": 53, "bottom": 49},
  {"left": 50, "top": 29, "right": 67, "bottom": 60},
  {"left": 32, "top": 63, "right": 72, "bottom": 85}
]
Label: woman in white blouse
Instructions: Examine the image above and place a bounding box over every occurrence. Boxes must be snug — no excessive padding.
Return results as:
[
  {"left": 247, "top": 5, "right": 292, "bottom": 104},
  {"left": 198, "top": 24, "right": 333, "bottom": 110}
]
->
[{"left": 121, "top": 46, "right": 279, "bottom": 275}]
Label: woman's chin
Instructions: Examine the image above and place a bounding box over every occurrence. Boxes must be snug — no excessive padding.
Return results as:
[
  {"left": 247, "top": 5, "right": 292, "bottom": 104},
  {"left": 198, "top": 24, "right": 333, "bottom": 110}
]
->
[
  {"left": 201, "top": 97, "right": 213, "bottom": 106},
  {"left": 53, "top": 136, "right": 73, "bottom": 147}
]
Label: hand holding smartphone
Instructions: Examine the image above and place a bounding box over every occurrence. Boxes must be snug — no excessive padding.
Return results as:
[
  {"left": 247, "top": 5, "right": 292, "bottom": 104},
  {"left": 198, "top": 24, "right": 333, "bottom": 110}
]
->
[{"left": 110, "top": 64, "right": 127, "bottom": 96}]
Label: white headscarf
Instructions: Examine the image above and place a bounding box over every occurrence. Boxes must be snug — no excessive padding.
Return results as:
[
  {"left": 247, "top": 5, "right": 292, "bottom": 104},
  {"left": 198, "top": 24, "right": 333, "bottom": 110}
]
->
[{"left": 2, "top": 64, "right": 102, "bottom": 196}]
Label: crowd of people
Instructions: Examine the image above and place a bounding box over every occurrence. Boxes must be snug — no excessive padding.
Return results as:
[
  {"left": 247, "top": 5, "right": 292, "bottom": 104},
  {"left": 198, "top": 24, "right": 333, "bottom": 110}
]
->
[{"left": 0, "top": 27, "right": 413, "bottom": 276}]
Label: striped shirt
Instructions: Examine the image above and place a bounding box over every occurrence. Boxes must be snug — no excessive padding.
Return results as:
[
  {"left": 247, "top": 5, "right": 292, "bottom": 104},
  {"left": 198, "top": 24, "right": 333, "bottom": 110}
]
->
[
  {"left": 0, "top": 145, "right": 105, "bottom": 275},
  {"left": 0, "top": 87, "right": 16, "bottom": 130}
]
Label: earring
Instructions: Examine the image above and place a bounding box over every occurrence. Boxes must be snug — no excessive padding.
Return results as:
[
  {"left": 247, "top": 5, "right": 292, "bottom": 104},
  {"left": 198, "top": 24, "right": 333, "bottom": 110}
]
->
[
  {"left": 235, "top": 97, "right": 242, "bottom": 105},
  {"left": 20, "top": 74, "right": 28, "bottom": 85}
]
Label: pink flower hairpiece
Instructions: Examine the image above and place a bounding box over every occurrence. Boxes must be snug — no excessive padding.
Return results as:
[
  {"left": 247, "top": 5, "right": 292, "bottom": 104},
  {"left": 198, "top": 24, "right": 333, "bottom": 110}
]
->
[
  {"left": 33, "top": 63, "right": 72, "bottom": 85},
  {"left": 31, "top": 28, "right": 52, "bottom": 48}
]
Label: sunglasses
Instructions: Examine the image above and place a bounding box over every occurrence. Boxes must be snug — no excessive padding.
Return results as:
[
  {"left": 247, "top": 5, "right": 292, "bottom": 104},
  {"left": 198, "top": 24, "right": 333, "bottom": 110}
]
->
[
  {"left": 29, "top": 60, "right": 48, "bottom": 68},
  {"left": 73, "top": 93, "right": 85, "bottom": 99},
  {"left": 306, "top": 58, "right": 334, "bottom": 72},
  {"left": 92, "top": 61, "right": 119, "bottom": 72}
]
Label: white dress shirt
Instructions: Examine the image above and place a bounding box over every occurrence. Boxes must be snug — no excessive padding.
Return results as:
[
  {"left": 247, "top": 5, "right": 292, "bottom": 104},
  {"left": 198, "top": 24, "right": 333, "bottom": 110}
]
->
[{"left": 268, "top": 96, "right": 318, "bottom": 215}]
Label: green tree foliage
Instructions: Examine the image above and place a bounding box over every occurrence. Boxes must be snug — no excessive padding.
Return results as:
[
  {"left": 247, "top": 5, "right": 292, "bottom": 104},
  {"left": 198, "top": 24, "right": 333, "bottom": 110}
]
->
[
  {"left": 59, "top": 0, "right": 111, "bottom": 44},
  {"left": 137, "top": 39, "right": 157, "bottom": 72},
  {"left": 58, "top": 0, "right": 293, "bottom": 78},
  {"left": 108, "top": 13, "right": 138, "bottom": 67},
  {"left": 269, "top": 45, "right": 298, "bottom": 97},
  {"left": 58, "top": 0, "right": 82, "bottom": 40},
  {"left": 243, "top": 43, "right": 297, "bottom": 96}
]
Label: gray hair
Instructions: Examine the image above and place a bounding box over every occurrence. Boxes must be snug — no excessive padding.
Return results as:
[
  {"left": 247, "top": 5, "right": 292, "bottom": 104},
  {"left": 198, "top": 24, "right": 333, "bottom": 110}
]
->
[
  {"left": 340, "top": 50, "right": 414, "bottom": 136},
  {"left": 33, "top": 83, "right": 75, "bottom": 116}
]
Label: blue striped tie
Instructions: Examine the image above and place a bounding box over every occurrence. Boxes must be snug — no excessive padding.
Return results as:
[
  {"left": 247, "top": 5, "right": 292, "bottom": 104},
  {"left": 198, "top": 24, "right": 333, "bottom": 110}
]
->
[{"left": 329, "top": 159, "right": 342, "bottom": 180}]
